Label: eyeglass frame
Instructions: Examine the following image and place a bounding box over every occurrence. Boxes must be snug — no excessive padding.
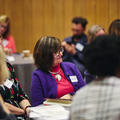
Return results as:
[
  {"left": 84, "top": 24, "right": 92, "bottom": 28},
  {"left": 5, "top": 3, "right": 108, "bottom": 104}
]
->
[{"left": 53, "top": 47, "right": 64, "bottom": 58}]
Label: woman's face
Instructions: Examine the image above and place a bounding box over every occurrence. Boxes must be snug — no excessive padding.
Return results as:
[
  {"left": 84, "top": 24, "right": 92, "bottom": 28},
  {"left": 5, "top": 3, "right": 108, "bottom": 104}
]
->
[
  {"left": 0, "top": 22, "right": 8, "bottom": 35},
  {"left": 96, "top": 29, "right": 105, "bottom": 36},
  {"left": 52, "top": 48, "right": 63, "bottom": 67}
]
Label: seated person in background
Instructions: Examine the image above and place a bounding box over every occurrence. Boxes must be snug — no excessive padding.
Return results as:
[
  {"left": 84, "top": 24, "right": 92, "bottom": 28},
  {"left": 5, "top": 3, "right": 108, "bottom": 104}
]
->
[
  {"left": 87, "top": 24, "right": 105, "bottom": 43},
  {"left": 31, "top": 36, "right": 85, "bottom": 106},
  {"left": 0, "top": 45, "right": 31, "bottom": 120},
  {"left": 108, "top": 19, "right": 120, "bottom": 36},
  {"left": 84, "top": 24, "right": 105, "bottom": 84},
  {"left": 62, "top": 17, "right": 88, "bottom": 76},
  {"left": 0, "top": 15, "right": 16, "bottom": 54},
  {"left": 0, "top": 94, "right": 16, "bottom": 120},
  {"left": 70, "top": 35, "right": 120, "bottom": 120}
]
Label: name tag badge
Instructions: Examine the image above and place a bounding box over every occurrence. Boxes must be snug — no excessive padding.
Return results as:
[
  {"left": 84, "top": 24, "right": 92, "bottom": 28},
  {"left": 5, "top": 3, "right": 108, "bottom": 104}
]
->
[
  {"left": 2, "top": 39, "right": 8, "bottom": 47},
  {"left": 70, "top": 76, "right": 78, "bottom": 82},
  {"left": 75, "top": 43, "right": 84, "bottom": 51},
  {"left": 4, "top": 79, "right": 13, "bottom": 89}
]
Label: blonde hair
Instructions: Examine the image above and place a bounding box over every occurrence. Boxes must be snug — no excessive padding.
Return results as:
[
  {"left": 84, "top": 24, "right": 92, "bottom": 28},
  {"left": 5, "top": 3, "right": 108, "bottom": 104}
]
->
[
  {"left": 0, "top": 15, "right": 10, "bottom": 38},
  {"left": 88, "top": 25, "right": 104, "bottom": 43},
  {"left": 0, "top": 46, "right": 9, "bottom": 84},
  {"left": 0, "top": 15, "right": 8, "bottom": 23}
]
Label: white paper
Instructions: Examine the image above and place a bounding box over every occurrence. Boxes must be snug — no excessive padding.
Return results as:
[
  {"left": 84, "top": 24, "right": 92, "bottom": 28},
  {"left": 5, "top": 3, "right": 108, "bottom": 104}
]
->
[
  {"left": 6, "top": 56, "right": 15, "bottom": 62},
  {"left": 29, "top": 104, "right": 69, "bottom": 120}
]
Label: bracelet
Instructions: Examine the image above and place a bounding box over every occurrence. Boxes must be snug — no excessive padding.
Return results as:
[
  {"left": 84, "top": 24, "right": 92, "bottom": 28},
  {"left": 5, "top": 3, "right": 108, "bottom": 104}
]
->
[{"left": 24, "top": 105, "right": 31, "bottom": 116}]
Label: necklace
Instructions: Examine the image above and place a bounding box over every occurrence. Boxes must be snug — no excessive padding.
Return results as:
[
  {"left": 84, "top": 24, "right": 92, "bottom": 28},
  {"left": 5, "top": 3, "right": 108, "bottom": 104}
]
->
[{"left": 49, "top": 68, "right": 61, "bottom": 82}]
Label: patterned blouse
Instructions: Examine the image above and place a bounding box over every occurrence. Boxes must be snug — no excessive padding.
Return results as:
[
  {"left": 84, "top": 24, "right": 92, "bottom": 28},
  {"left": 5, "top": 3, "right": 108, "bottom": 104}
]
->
[{"left": 0, "top": 62, "right": 29, "bottom": 120}]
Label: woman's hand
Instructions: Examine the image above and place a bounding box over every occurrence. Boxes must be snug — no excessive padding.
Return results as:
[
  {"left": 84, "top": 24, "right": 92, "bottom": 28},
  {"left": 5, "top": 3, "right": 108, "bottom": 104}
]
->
[
  {"left": 60, "top": 94, "right": 72, "bottom": 100},
  {"left": 5, "top": 102, "right": 25, "bottom": 115},
  {"left": 25, "top": 107, "right": 30, "bottom": 116},
  {"left": 19, "top": 99, "right": 31, "bottom": 116},
  {"left": 61, "top": 41, "right": 76, "bottom": 55}
]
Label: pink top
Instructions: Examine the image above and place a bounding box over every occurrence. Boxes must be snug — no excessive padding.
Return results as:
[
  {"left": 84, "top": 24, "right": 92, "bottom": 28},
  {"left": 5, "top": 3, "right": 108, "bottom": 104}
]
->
[
  {"left": 51, "top": 64, "right": 74, "bottom": 98},
  {"left": 2, "top": 35, "right": 16, "bottom": 53}
]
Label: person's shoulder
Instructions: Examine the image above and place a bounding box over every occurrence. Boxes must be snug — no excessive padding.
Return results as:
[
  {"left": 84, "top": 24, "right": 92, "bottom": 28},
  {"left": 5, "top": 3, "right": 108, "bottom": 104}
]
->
[
  {"left": 72, "top": 84, "right": 89, "bottom": 102},
  {"left": 6, "top": 35, "right": 13, "bottom": 39},
  {"left": 81, "top": 34, "right": 88, "bottom": 39},
  {"left": 33, "top": 68, "right": 48, "bottom": 76},
  {"left": 80, "top": 34, "right": 88, "bottom": 43},
  {"left": 64, "top": 36, "right": 72, "bottom": 42},
  {"left": 33, "top": 68, "right": 42, "bottom": 74},
  {"left": 61, "top": 62, "right": 76, "bottom": 68}
]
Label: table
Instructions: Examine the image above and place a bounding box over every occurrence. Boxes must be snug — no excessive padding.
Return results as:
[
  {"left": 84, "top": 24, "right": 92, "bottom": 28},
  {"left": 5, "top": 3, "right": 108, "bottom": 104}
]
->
[{"left": 7, "top": 54, "right": 36, "bottom": 101}]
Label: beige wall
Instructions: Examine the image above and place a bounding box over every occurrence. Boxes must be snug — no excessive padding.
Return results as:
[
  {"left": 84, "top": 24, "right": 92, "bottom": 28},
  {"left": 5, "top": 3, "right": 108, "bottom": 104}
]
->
[{"left": 0, "top": 0, "right": 120, "bottom": 52}]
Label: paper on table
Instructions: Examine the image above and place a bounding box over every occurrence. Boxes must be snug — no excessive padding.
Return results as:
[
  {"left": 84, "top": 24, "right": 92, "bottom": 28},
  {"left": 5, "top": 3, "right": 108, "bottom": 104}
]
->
[
  {"left": 6, "top": 56, "right": 15, "bottom": 62},
  {"left": 29, "top": 104, "right": 69, "bottom": 120}
]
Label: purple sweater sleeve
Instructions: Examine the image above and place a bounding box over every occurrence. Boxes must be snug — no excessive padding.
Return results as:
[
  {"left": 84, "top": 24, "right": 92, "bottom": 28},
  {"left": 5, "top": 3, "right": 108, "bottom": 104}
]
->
[{"left": 31, "top": 73, "right": 44, "bottom": 106}]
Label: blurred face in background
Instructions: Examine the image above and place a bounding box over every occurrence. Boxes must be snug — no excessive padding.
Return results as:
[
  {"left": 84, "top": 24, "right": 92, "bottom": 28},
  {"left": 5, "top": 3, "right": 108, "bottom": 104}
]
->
[
  {"left": 0, "top": 22, "right": 8, "bottom": 35},
  {"left": 72, "top": 23, "right": 85, "bottom": 36},
  {"left": 96, "top": 29, "right": 105, "bottom": 37}
]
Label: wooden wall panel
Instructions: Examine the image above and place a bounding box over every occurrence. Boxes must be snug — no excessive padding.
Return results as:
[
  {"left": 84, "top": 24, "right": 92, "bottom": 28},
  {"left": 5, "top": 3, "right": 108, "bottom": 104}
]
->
[
  {"left": 96, "top": 0, "right": 109, "bottom": 31},
  {"left": 0, "top": 0, "right": 5, "bottom": 14},
  {"left": 64, "top": 0, "right": 73, "bottom": 38},
  {"left": 0, "top": 0, "right": 120, "bottom": 52},
  {"left": 85, "top": 0, "right": 96, "bottom": 33},
  {"left": 118, "top": 0, "right": 120, "bottom": 17},
  {"left": 108, "top": 0, "right": 119, "bottom": 32},
  {"left": 10, "top": 0, "right": 24, "bottom": 52},
  {"left": 32, "top": 0, "right": 44, "bottom": 49},
  {"left": 23, "top": 0, "right": 32, "bottom": 50},
  {"left": 52, "top": 0, "right": 65, "bottom": 39}
]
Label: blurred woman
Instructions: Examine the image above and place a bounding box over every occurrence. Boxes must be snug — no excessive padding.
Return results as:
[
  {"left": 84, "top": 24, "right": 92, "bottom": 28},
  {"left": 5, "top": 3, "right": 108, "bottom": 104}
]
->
[
  {"left": 70, "top": 35, "right": 120, "bottom": 120},
  {"left": 88, "top": 24, "right": 105, "bottom": 43},
  {"left": 84, "top": 25, "right": 105, "bottom": 84},
  {"left": 31, "top": 36, "right": 85, "bottom": 106},
  {"left": 0, "top": 45, "right": 31, "bottom": 120},
  {"left": 0, "top": 15, "right": 16, "bottom": 53},
  {"left": 108, "top": 19, "right": 120, "bottom": 36},
  {"left": 0, "top": 44, "right": 16, "bottom": 120}
]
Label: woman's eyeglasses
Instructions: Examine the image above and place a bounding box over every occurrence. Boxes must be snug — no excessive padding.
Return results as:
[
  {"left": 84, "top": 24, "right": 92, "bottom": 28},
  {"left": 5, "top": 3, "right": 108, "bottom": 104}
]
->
[{"left": 54, "top": 47, "right": 64, "bottom": 58}]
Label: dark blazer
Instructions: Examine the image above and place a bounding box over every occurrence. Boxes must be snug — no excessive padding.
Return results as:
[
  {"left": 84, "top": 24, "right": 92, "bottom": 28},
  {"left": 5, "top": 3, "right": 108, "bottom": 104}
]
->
[{"left": 62, "top": 34, "right": 88, "bottom": 75}]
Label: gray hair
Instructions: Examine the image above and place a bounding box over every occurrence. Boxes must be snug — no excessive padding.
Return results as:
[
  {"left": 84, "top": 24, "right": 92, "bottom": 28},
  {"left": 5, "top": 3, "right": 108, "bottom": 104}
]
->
[{"left": 88, "top": 25, "right": 104, "bottom": 43}]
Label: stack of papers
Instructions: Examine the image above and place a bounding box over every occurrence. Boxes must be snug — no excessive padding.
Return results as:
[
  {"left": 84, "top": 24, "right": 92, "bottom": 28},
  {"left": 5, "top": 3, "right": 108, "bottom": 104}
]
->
[
  {"left": 29, "top": 104, "right": 69, "bottom": 120},
  {"left": 43, "top": 98, "right": 72, "bottom": 107}
]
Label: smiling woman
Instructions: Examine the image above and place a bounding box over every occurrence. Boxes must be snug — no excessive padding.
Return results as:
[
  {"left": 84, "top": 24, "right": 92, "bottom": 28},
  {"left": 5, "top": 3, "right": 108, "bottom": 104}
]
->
[
  {"left": 0, "top": 45, "right": 31, "bottom": 120},
  {"left": 31, "top": 36, "right": 86, "bottom": 106},
  {"left": 0, "top": 15, "right": 16, "bottom": 53}
]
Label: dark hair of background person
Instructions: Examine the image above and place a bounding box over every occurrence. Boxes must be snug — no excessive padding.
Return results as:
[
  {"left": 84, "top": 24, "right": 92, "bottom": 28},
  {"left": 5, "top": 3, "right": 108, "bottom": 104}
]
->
[
  {"left": 83, "top": 35, "right": 120, "bottom": 77},
  {"left": 33, "top": 36, "right": 61, "bottom": 72},
  {"left": 108, "top": 19, "right": 120, "bottom": 36},
  {"left": 72, "top": 17, "right": 88, "bottom": 28},
  {"left": 0, "top": 15, "right": 10, "bottom": 38}
]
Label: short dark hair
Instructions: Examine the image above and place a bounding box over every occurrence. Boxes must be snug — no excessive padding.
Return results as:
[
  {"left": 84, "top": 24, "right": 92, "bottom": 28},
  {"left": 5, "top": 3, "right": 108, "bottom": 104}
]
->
[
  {"left": 83, "top": 35, "right": 120, "bottom": 77},
  {"left": 33, "top": 36, "right": 61, "bottom": 72},
  {"left": 72, "top": 17, "right": 88, "bottom": 28},
  {"left": 108, "top": 19, "right": 120, "bottom": 36}
]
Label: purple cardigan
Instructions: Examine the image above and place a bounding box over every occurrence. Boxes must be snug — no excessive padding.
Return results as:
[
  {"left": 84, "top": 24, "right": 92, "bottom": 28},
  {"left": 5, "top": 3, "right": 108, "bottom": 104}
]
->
[{"left": 30, "top": 62, "right": 85, "bottom": 106}]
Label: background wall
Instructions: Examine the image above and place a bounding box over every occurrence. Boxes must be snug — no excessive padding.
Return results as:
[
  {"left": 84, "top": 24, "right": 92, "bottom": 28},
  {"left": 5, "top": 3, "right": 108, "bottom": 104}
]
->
[{"left": 0, "top": 0, "right": 120, "bottom": 52}]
